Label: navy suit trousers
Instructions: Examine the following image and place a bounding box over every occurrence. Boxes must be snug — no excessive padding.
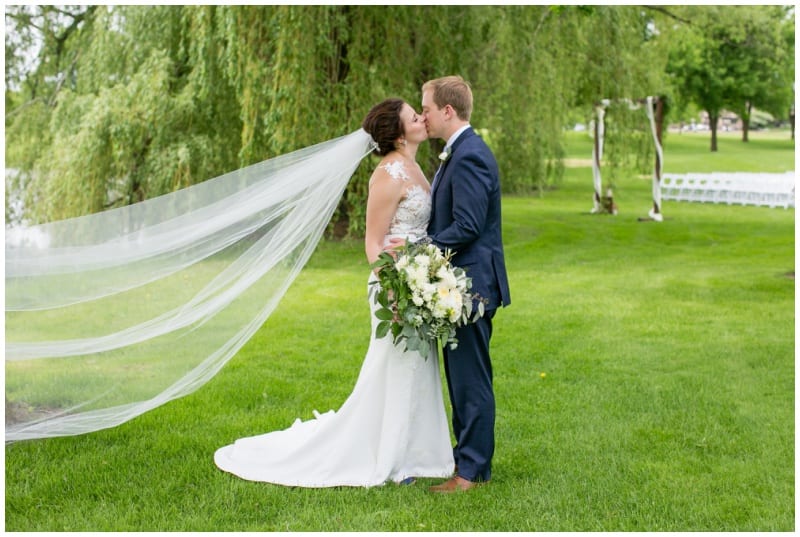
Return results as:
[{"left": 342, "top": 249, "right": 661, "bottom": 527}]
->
[{"left": 442, "top": 308, "right": 496, "bottom": 482}]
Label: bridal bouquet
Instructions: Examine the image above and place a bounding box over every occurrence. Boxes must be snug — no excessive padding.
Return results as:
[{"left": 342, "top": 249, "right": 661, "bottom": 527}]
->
[{"left": 370, "top": 241, "right": 485, "bottom": 354}]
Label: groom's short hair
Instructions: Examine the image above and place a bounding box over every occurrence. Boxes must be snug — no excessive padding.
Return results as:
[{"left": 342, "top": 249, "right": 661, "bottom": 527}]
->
[{"left": 423, "top": 76, "right": 473, "bottom": 122}]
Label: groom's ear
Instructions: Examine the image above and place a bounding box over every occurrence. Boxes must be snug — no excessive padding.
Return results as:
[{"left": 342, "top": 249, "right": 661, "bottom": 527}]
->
[{"left": 443, "top": 104, "right": 454, "bottom": 119}]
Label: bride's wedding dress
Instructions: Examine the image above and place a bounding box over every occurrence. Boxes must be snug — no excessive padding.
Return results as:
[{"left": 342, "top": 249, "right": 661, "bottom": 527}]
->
[{"left": 214, "top": 171, "right": 454, "bottom": 487}]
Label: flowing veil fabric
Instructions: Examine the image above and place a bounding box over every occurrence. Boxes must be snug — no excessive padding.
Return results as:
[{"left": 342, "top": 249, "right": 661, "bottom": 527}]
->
[{"left": 6, "top": 129, "right": 376, "bottom": 441}]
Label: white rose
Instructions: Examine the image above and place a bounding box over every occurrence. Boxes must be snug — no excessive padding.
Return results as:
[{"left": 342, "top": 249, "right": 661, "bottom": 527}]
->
[
  {"left": 404, "top": 265, "right": 426, "bottom": 290},
  {"left": 436, "top": 266, "right": 458, "bottom": 289},
  {"left": 413, "top": 267, "right": 429, "bottom": 289},
  {"left": 414, "top": 254, "right": 430, "bottom": 266}
]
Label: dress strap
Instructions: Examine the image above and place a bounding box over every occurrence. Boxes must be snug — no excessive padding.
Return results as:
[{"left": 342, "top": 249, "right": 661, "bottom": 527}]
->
[{"left": 381, "top": 160, "right": 410, "bottom": 182}]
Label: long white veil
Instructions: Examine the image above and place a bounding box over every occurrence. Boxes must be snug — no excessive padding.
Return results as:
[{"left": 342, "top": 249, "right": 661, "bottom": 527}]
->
[{"left": 6, "top": 129, "right": 376, "bottom": 441}]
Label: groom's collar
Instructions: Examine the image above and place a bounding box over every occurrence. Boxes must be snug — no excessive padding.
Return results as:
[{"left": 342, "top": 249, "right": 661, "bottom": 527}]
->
[{"left": 445, "top": 124, "right": 471, "bottom": 150}]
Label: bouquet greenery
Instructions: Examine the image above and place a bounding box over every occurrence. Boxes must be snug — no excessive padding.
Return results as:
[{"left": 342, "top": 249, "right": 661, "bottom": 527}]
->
[{"left": 370, "top": 240, "right": 485, "bottom": 354}]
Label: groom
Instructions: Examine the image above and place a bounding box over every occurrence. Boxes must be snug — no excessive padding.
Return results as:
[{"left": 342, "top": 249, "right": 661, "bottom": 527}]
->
[{"left": 421, "top": 76, "right": 511, "bottom": 492}]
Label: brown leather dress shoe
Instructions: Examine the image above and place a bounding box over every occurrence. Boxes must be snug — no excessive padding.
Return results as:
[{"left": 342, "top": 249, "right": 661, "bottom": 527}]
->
[{"left": 429, "top": 476, "right": 484, "bottom": 493}]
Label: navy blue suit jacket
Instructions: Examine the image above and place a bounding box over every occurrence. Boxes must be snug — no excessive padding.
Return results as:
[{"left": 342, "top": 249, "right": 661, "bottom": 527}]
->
[{"left": 428, "top": 128, "right": 511, "bottom": 310}]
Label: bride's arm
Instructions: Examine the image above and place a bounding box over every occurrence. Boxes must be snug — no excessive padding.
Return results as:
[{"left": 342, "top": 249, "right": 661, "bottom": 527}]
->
[{"left": 365, "top": 169, "right": 404, "bottom": 268}]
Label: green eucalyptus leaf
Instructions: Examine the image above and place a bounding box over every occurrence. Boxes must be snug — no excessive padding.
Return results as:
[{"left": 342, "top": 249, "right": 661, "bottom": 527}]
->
[
  {"left": 374, "top": 307, "right": 394, "bottom": 321},
  {"left": 376, "top": 320, "right": 391, "bottom": 338},
  {"left": 401, "top": 324, "right": 416, "bottom": 338}
]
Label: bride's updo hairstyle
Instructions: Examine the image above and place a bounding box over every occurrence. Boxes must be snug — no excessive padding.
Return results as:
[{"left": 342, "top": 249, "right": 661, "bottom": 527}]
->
[{"left": 362, "top": 98, "right": 405, "bottom": 156}]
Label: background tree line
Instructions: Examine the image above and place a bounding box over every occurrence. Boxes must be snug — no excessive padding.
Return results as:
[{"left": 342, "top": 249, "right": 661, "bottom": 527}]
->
[{"left": 4, "top": 5, "right": 794, "bottom": 234}]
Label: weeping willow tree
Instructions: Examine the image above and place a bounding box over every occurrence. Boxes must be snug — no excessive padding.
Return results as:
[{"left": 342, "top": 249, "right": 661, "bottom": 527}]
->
[
  {"left": 572, "top": 6, "right": 670, "bottom": 194},
  {"left": 6, "top": 6, "right": 243, "bottom": 222},
  {"left": 6, "top": 5, "right": 669, "bottom": 234},
  {"left": 472, "top": 6, "right": 587, "bottom": 193}
]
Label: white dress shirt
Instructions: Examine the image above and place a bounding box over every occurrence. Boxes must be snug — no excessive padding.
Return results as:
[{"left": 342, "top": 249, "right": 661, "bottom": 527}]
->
[{"left": 445, "top": 124, "right": 471, "bottom": 151}]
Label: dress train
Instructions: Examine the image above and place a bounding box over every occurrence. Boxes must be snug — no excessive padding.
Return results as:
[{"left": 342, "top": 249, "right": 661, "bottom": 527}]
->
[{"left": 214, "top": 274, "right": 454, "bottom": 487}]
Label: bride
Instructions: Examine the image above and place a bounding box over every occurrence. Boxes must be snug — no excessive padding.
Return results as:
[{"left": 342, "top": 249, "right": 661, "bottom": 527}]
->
[{"left": 213, "top": 99, "right": 455, "bottom": 487}]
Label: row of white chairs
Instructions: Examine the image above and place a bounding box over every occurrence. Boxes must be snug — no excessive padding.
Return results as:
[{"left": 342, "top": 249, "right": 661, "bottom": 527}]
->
[{"left": 660, "top": 172, "right": 795, "bottom": 209}]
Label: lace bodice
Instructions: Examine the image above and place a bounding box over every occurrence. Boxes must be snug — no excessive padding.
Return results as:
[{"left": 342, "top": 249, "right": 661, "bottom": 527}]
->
[{"left": 379, "top": 161, "right": 431, "bottom": 244}]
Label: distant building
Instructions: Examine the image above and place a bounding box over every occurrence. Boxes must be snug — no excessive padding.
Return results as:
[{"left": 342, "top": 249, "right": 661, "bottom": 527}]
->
[{"left": 699, "top": 110, "right": 742, "bottom": 131}]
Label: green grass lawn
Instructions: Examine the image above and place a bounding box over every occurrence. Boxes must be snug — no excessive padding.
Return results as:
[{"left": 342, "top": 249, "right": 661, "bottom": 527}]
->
[{"left": 5, "top": 129, "right": 794, "bottom": 531}]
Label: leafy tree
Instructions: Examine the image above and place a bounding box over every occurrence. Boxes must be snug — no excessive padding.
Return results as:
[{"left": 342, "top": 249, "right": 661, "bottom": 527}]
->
[
  {"left": 666, "top": 6, "right": 732, "bottom": 152},
  {"left": 666, "top": 5, "right": 795, "bottom": 150},
  {"left": 7, "top": 6, "right": 243, "bottom": 221},
  {"left": 571, "top": 6, "right": 671, "bottom": 186},
  {"left": 720, "top": 6, "right": 794, "bottom": 142},
  {"left": 5, "top": 6, "right": 94, "bottom": 171}
]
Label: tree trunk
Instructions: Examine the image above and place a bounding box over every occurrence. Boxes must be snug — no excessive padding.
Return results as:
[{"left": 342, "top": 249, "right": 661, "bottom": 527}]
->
[
  {"left": 741, "top": 101, "right": 751, "bottom": 142},
  {"left": 790, "top": 105, "right": 795, "bottom": 141},
  {"left": 710, "top": 113, "right": 719, "bottom": 152}
]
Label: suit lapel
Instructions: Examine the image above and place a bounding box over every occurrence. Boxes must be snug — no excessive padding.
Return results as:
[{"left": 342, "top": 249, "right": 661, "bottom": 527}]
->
[
  {"left": 430, "top": 128, "right": 474, "bottom": 199},
  {"left": 431, "top": 159, "right": 449, "bottom": 197}
]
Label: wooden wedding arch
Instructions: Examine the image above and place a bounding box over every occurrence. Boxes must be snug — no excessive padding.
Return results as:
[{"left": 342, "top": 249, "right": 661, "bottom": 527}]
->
[{"left": 590, "top": 96, "right": 665, "bottom": 221}]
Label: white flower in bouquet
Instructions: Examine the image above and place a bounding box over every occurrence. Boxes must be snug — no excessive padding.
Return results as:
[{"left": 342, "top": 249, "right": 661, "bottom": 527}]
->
[
  {"left": 413, "top": 253, "right": 431, "bottom": 267},
  {"left": 436, "top": 265, "right": 458, "bottom": 289},
  {"left": 422, "top": 283, "right": 436, "bottom": 302},
  {"left": 408, "top": 265, "right": 428, "bottom": 289}
]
